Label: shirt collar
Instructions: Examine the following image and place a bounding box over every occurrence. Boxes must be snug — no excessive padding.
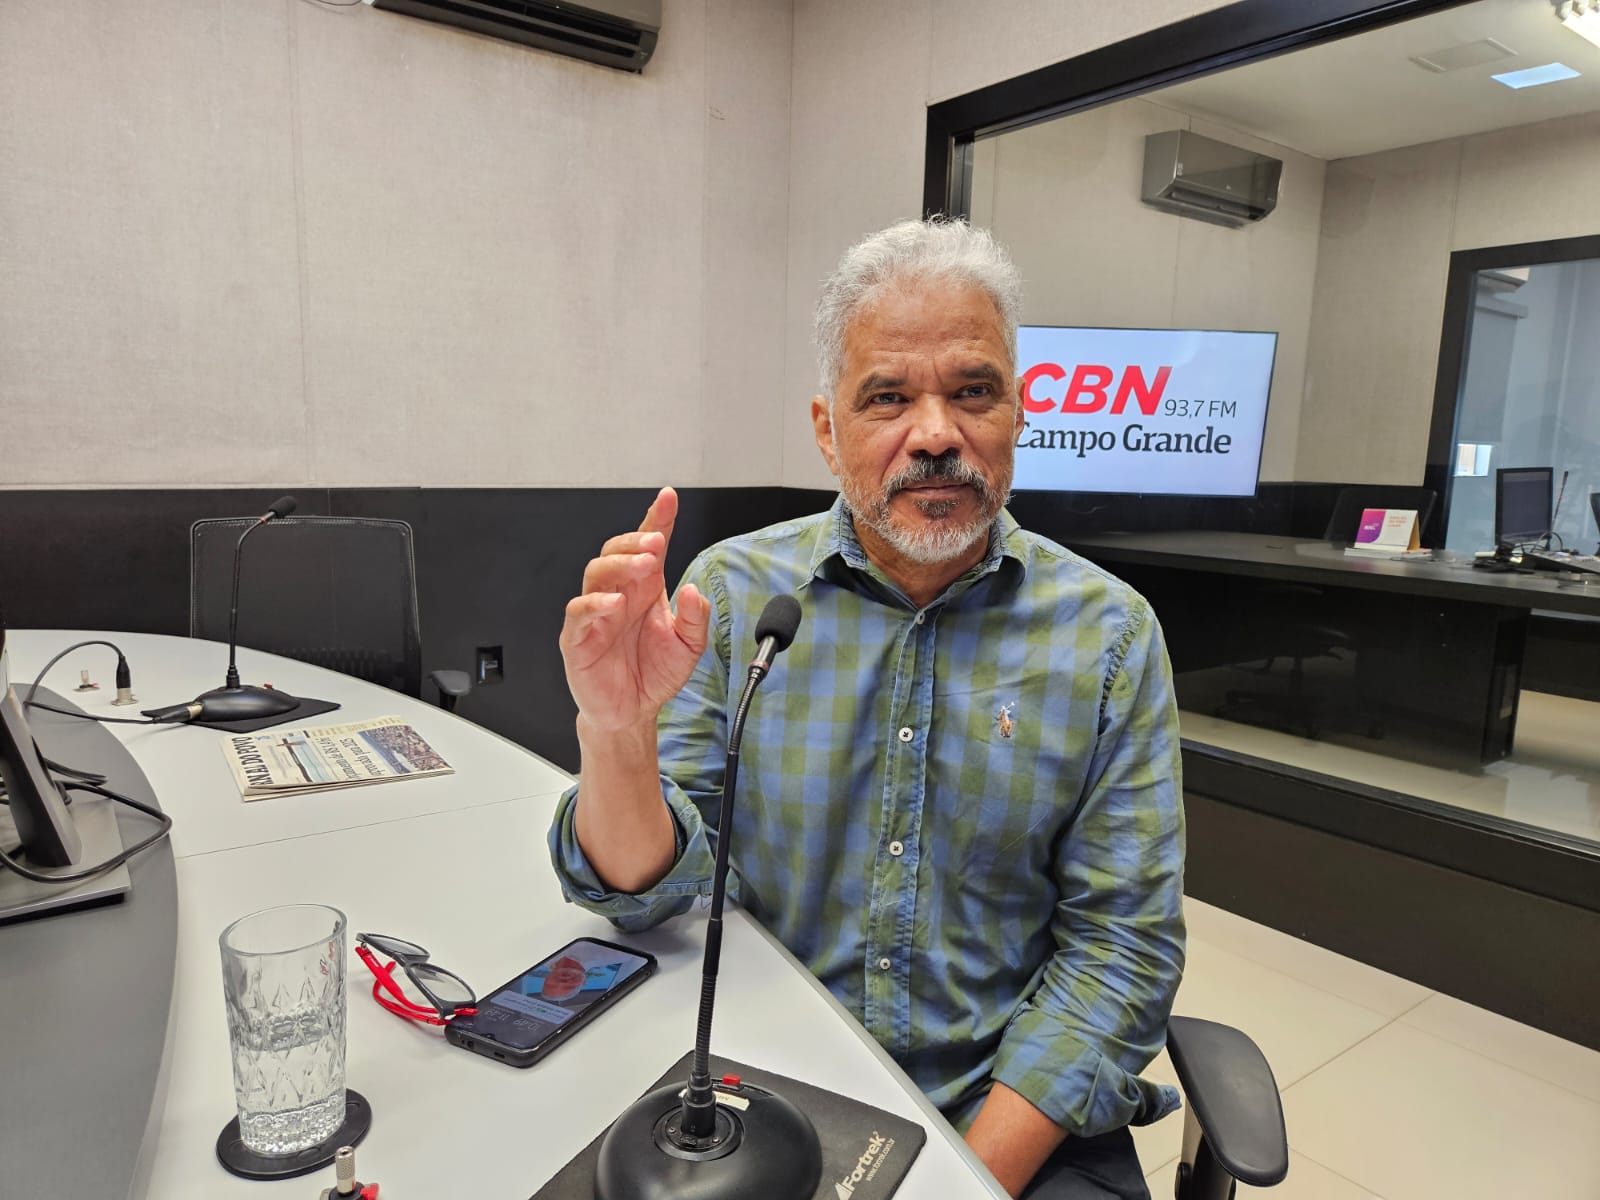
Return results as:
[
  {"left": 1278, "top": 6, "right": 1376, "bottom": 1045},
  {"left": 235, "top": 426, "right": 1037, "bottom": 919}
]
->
[{"left": 808, "top": 494, "right": 1027, "bottom": 600}]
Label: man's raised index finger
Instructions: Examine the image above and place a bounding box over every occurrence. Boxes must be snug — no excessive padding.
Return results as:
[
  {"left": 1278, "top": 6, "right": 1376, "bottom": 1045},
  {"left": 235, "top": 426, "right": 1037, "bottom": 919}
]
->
[{"left": 638, "top": 486, "right": 679, "bottom": 545}]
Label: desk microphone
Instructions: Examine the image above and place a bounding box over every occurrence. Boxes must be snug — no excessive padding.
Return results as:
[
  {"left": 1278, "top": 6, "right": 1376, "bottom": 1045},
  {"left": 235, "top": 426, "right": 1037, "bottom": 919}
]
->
[
  {"left": 1550, "top": 470, "right": 1570, "bottom": 545},
  {"left": 143, "top": 496, "right": 309, "bottom": 724},
  {"left": 594, "top": 593, "right": 822, "bottom": 1200}
]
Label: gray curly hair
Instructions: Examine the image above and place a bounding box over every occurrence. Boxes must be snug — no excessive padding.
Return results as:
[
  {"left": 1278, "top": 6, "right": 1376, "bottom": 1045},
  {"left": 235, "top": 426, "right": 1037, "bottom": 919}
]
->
[{"left": 812, "top": 217, "right": 1023, "bottom": 402}]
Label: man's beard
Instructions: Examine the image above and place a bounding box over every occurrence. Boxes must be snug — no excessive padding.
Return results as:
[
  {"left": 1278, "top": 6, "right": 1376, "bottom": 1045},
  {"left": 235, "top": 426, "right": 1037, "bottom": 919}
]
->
[{"left": 839, "top": 450, "right": 1009, "bottom": 566}]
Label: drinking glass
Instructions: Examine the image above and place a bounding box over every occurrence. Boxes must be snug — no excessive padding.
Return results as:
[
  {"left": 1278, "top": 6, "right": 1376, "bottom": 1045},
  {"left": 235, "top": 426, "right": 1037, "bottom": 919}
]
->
[{"left": 219, "top": 904, "right": 347, "bottom": 1156}]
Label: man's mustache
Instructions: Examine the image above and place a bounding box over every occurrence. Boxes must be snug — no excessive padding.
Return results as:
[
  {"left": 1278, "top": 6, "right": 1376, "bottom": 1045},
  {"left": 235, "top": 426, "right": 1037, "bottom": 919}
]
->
[{"left": 883, "top": 453, "right": 993, "bottom": 503}]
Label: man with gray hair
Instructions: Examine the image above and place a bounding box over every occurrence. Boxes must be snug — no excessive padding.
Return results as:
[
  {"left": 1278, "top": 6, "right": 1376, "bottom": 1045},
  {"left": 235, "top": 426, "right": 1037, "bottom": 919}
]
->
[{"left": 551, "top": 218, "right": 1185, "bottom": 1199}]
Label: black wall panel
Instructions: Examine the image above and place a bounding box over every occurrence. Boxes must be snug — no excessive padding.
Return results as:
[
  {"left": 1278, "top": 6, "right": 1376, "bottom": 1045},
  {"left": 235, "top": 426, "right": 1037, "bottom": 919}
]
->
[
  {"left": 1186, "top": 790, "right": 1600, "bottom": 1050},
  {"left": 329, "top": 487, "right": 797, "bottom": 769},
  {"left": 4, "top": 480, "right": 1590, "bottom": 754},
  {"left": 0, "top": 487, "right": 791, "bottom": 770},
  {"left": 0, "top": 488, "right": 335, "bottom": 635}
]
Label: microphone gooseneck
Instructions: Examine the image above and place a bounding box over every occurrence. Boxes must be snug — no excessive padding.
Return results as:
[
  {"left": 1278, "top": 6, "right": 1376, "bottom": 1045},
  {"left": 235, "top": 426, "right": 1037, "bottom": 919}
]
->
[
  {"left": 227, "top": 496, "right": 298, "bottom": 688},
  {"left": 680, "top": 593, "right": 803, "bottom": 1138},
  {"left": 592, "top": 595, "right": 820, "bottom": 1200},
  {"left": 1551, "top": 470, "right": 1570, "bottom": 546}
]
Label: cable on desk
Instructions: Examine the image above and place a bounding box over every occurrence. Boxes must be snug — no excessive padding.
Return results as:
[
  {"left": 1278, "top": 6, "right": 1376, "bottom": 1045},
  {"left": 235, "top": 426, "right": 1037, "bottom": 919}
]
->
[
  {"left": 3, "top": 641, "right": 174, "bottom": 880},
  {"left": 0, "top": 780, "right": 173, "bottom": 885},
  {"left": 0, "top": 759, "right": 109, "bottom": 803},
  {"left": 21, "top": 640, "right": 161, "bottom": 727},
  {"left": 40, "top": 756, "right": 107, "bottom": 785},
  {"left": 24, "top": 701, "right": 161, "bottom": 726}
]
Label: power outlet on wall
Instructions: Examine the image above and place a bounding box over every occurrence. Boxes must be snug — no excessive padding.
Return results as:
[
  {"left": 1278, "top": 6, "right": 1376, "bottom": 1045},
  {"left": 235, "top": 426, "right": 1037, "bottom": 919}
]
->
[{"left": 476, "top": 645, "right": 505, "bottom": 685}]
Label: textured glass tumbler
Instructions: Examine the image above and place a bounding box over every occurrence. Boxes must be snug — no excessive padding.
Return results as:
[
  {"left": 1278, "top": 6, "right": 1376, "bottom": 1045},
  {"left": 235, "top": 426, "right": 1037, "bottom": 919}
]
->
[{"left": 220, "top": 904, "right": 348, "bottom": 1156}]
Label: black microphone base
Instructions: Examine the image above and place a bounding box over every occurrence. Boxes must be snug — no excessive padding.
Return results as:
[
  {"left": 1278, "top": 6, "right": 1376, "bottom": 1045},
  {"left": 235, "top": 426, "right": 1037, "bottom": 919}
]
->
[
  {"left": 193, "top": 684, "right": 302, "bottom": 721},
  {"left": 594, "top": 1079, "right": 822, "bottom": 1200}
]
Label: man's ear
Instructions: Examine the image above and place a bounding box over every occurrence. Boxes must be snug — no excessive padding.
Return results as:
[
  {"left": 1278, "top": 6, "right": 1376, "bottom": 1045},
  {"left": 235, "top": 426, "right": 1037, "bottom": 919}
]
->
[
  {"left": 1013, "top": 376, "right": 1027, "bottom": 441},
  {"left": 812, "top": 396, "right": 840, "bottom": 476}
]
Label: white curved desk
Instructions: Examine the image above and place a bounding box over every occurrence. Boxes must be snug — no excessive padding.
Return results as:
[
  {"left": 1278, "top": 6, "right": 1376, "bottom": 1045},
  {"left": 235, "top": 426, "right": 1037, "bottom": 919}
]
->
[{"left": 4, "top": 631, "right": 1005, "bottom": 1200}]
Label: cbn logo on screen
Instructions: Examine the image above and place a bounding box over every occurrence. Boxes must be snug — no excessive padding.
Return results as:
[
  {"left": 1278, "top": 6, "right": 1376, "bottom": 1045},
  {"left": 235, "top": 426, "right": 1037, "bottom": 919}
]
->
[
  {"left": 1019, "top": 362, "right": 1172, "bottom": 415},
  {"left": 1010, "top": 325, "right": 1274, "bottom": 496}
]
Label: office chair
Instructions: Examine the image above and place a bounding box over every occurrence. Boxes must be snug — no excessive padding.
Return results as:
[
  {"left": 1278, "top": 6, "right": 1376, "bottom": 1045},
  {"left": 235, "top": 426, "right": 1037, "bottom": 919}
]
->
[
  {"left": 1322, "top": 486, "right": 1437, "bottom": 544},
  {"left": 190, "top": 516, "right": 473, "bottom": 712},
  {"left": 1165, "top": 1015, "right": 1287, "bottom": 1198},
  {"left": 1215, "top": 582, "right": 1355, "bottom": 740},
  {"left": 1215, "top": 483, "right": 1429, "bottom": 740}
]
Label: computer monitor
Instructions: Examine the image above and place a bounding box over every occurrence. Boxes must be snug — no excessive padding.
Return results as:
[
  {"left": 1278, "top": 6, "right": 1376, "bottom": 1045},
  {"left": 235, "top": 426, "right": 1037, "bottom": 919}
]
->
[
  {"left": 1494, "top": 467, "right": 1553, "bottom": 549},
  {"left": 0, "top": 619, "right": 83, "bottom": 868},
  {"left": 1012, "top": 325, "right": 1277, "bottom": 497}
]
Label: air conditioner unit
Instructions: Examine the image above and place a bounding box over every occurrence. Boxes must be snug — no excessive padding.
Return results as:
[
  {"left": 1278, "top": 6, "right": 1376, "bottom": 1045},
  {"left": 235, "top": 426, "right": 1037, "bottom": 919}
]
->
[
  {"left": 1141, "top": 130, "right": 1281, "bottom": 228},
  {"left": 368, "top": 0, "right": 661, "bottom": 73}
]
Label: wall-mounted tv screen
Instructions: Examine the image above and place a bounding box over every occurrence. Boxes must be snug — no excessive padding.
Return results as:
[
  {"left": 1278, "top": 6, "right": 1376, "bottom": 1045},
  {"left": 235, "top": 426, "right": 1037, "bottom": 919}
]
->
[{"left": 1013, "top": 326, "right": 1277, "bottom": 497}]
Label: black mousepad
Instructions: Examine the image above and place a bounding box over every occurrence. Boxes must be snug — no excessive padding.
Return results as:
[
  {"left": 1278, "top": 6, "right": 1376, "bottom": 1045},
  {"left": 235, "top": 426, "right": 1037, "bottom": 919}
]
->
[
  {"left": 192, "top": 695, "right": 340, "bottom": 733},
  {"left": 531, "top": 1052, "right": 927, "bottom": 1200}
]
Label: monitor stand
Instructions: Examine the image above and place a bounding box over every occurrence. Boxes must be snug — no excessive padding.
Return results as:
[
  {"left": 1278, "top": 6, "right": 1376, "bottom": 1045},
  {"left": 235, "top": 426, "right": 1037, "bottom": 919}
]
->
[{"left": 0, "top": 793, "right": 129, "bottom": 925}]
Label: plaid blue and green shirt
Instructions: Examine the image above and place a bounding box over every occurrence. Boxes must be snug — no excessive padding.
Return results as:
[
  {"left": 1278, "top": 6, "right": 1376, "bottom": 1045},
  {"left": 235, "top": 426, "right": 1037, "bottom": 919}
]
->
[{"left": 549, "top": 498, "right": 1185, "bottom": 1137}]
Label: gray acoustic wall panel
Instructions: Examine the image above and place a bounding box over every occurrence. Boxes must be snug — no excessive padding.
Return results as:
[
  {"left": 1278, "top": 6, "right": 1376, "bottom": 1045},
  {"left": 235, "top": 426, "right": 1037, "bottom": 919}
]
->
[{"left": 0, "top": 1, "right": 307, "bottom": 486}]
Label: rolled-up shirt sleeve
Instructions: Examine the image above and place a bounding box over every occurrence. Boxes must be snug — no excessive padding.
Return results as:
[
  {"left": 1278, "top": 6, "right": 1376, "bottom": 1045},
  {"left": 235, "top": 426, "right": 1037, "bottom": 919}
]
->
[
  {"left": 989, "top": 601, "right": 1186, "bottom": 1137},
  {"left": 547, "top": 555, "right": 738, "bottom": 933}
]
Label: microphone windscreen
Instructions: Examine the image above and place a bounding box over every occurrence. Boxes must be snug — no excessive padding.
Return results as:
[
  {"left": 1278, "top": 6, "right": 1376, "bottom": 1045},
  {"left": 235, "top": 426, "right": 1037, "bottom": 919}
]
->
[
  {"left": 267, "top": 495, "right": 298, "bottom": 518},
  {"left": 754, "top": 594, "right": 802, "bottom": 654}
]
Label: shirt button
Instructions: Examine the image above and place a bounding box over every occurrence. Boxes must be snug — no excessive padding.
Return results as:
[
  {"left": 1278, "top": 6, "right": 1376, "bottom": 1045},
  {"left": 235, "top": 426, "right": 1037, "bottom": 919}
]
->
[
  {"left": 888, "top": 840, "right": 905, "bottom": 857},
  {"left": 878, "top": 957, "right": 892, "bottom": 971},
  {"left": 897, "top": 726, "right": 914, "bottom": 743},
  {"left": 915, "top": 612, "right": 925, "bottom": 624}
]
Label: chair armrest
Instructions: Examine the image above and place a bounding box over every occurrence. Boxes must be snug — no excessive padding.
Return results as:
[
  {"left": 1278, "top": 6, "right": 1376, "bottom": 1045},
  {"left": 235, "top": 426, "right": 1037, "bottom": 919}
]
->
[
  {"left": 1166, "top": 1015, "right": 1288, "bottom": 1187},
  {"left": 428, "top": 669, "right": 473, "bottom": 699}
]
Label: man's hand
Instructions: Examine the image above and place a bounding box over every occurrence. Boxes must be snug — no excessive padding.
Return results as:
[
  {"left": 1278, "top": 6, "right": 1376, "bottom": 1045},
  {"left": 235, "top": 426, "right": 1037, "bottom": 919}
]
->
[
  {"left": 560, "top": 487, "right": 712, "bottom": 734},
  {"left": 560, "top": 488, "right": 712, "bottom": 895}
]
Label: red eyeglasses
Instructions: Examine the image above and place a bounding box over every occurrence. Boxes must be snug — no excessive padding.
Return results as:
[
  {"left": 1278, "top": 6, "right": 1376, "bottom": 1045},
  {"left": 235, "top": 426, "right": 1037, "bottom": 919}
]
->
[{"left": 355, "top": 932, "right": 477, "bottom": 1027}]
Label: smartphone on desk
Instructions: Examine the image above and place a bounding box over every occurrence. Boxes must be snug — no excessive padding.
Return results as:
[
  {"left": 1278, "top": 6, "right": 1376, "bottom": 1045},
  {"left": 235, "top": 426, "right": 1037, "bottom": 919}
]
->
[{"left": 445, "top": 936, "right": 657, "bottom": 1068}]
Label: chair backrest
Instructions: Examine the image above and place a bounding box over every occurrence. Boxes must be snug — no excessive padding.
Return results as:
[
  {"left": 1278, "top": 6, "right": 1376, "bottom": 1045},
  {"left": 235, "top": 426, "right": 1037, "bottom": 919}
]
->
[
  {"left": 1322, "top": 486, "right": 1438, "bottom": 544},
  {"left": 190, "top": 516, "right": 423, "bottom": 698}
]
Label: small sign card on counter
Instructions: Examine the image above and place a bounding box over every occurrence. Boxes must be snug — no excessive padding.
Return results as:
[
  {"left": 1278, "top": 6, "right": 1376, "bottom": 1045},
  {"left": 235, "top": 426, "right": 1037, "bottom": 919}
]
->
[{"left": 1344, "top": 508, "right": 1421, "bottom": 558}]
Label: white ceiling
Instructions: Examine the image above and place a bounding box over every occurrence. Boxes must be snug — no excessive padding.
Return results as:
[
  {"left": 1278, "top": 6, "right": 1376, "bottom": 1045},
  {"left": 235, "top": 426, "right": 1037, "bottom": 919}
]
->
[{"left": 1149, "top": 0, "right": 1600, "bottom": 160}]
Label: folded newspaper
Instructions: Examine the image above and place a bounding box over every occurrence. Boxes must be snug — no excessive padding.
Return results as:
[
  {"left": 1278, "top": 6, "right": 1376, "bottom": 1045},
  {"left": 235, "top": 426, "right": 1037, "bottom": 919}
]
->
[{"left": 223, "top": 716, "right": 453, "bottom": 800}]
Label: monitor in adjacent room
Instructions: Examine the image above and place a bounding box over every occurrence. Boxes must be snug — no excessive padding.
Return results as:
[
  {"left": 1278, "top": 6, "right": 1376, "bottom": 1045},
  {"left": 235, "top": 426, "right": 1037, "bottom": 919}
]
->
[
  {"left": 1493, "top": 467, "right": 1553, "bottom": 550},
  {"left": 0, "top": 616, "right": 83, "bottom": 869},
  {"left": 1012, "top": 325, "right": 1277, "bottom": 497}
]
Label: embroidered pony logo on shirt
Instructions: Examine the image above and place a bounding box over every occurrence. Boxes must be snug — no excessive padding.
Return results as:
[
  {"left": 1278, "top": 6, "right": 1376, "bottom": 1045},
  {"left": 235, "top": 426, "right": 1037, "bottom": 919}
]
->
[{"left": 994, "top": 703, "right": 1016, "bottom": 740}]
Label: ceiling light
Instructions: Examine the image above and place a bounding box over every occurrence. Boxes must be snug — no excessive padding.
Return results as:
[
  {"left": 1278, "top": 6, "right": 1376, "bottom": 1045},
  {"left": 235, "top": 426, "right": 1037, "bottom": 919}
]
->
[
  {"left": 1409, "top": 38, "right": 1516, "bottom": 73},
  {"left": 1491, "top": 61, "right": 1581, "bottom": 88},
  {"left": 1555, "top": 0, "right": 1600, "bottom": 50}
]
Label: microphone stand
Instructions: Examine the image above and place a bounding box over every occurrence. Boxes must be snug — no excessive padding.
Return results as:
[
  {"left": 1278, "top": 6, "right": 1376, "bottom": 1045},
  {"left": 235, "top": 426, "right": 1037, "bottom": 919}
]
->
[
  {"left": 594, "top": 603, "right": 821, "bottom": 1200},
  {"left": 195, "top": 515, "right": 300, "bottom": 718},
  {"left": 1548, "top": 469, "right": 1569, "bottom": 550},
  {"left": 143, "top": 500, "right": 306, "bottom": 724},
  {"left": 679, "top": 649, "right": 773, "bottom": 1135}
]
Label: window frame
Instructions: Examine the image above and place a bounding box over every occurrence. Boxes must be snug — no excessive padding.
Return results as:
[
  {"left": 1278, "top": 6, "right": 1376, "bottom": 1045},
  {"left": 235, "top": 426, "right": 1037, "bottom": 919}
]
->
[
  {"left": 922, "top": 0, "right": 1470, "bottom": 220},
  {"left": 1425, "top": 233, "right": 1600, "bottom": 547}
]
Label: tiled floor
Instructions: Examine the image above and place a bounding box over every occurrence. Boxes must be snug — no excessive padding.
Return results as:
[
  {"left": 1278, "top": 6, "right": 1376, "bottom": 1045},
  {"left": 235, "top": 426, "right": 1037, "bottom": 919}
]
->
[
  {"left": 1180, "top": 690, "right": 1600, "bottom": 845},
  {"left": 1135, "top": 898, "right": 1600, "bottom": 1199}
]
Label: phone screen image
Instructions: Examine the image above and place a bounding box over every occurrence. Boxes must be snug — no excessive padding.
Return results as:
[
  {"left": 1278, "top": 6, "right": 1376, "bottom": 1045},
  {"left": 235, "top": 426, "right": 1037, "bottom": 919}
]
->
[{"left": 461, "top": 939, "right": 653, "bottom": 1051}]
